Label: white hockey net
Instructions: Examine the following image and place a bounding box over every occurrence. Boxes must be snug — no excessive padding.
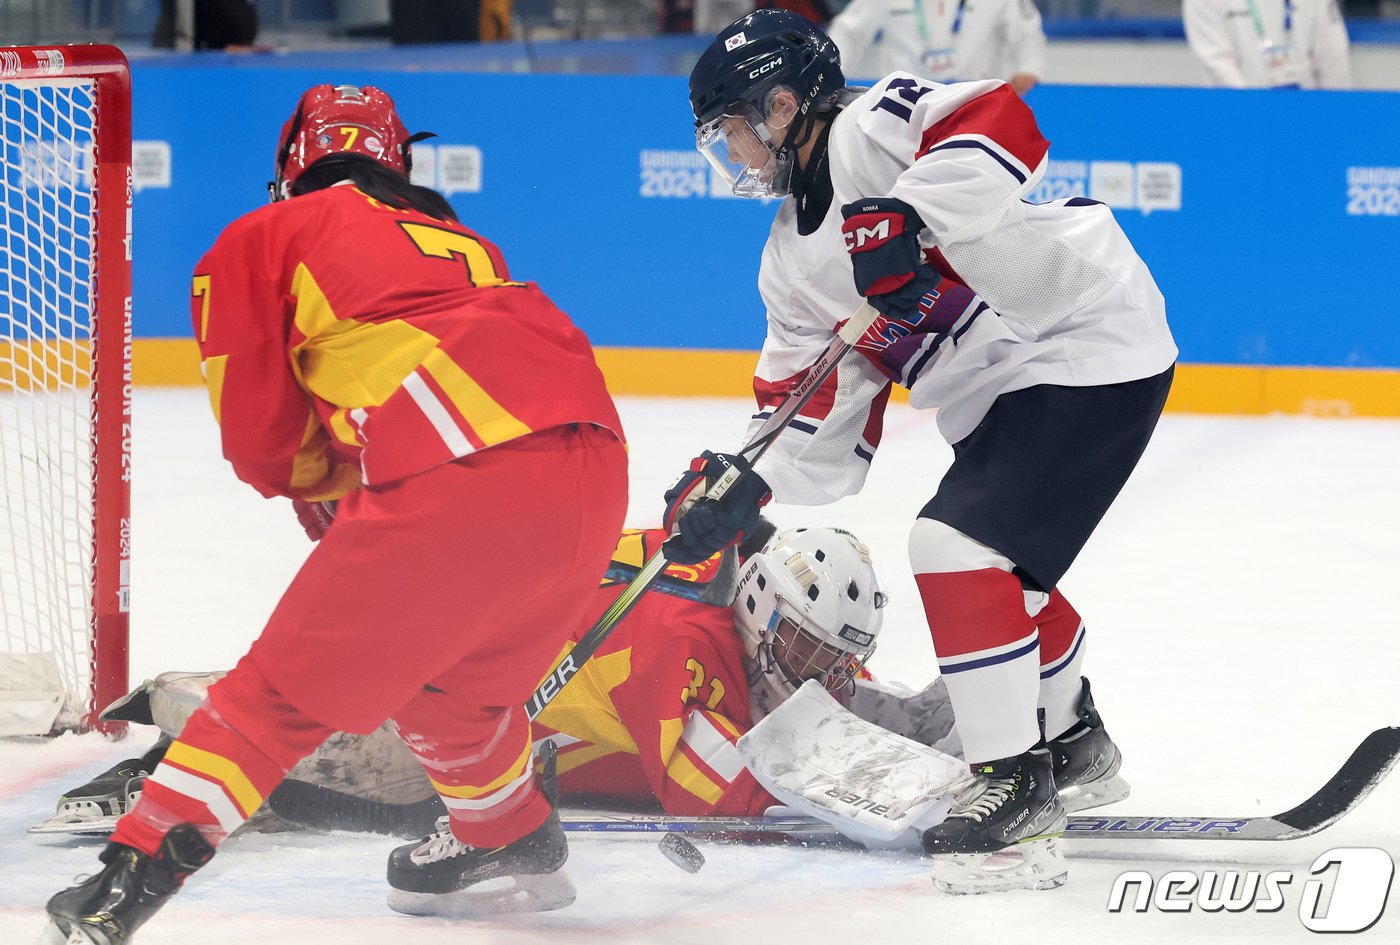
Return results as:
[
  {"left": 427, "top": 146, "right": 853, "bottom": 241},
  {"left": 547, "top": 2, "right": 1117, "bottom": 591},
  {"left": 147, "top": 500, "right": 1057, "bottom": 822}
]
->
[{"left": 0, "top": 76, "right": 101, "bottom": 734}]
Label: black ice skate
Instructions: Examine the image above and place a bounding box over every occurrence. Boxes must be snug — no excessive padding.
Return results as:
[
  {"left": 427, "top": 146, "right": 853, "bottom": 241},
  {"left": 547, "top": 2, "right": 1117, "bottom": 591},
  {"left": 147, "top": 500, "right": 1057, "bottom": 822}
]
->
[
  {"left": 32, "top": 737, "right": 171, "bottom": 836},
  {"left": 922, "top": 746, "right": 1068, "bottom": 894},
  {"left": 41, "top": 823, "right": 215, "bottom": 945},
  {"left": 1049, "top": 677, "right": 1130, "bottom": 812},
  {"left": 386, "top": 812, "right": 576, "bottom": 917}
]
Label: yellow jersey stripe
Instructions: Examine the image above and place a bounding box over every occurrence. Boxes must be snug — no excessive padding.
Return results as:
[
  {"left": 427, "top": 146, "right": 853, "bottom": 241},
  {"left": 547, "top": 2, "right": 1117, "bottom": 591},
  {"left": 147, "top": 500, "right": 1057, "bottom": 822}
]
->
[
  {"left": 665, "top": 750, "right": 724, "bottom": 806},
  {"left": 202, "top": 355, "right": 228, "bottom": 424},
  {"left": 327, "top": 409, "right": 359, "bottom": 448},
  {"left": 706, "top": 712, "right": 743, "bottom": 740},
  {"left": 420, "top": 347, "right": 531, "bottom": 448},
  {"left": 289, "top": 263, "right": 338, "bottom": 342},
  {"left": 287, "top": 411, "right": 330, "bottom": 491}
]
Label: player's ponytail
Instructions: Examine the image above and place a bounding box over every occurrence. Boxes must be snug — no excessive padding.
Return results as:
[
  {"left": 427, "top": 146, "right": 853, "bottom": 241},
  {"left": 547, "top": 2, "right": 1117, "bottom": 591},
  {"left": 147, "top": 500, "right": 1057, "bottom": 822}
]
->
[{"left": 290, "top": 153, "right": 458, "bottom": 222}]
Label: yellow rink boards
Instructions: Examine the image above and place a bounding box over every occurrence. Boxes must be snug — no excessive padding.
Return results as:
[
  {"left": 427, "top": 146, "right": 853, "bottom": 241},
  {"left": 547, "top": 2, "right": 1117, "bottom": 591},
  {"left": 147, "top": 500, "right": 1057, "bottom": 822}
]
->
[{"left": 95, "top": 340, "right": 1400, "bottom": 419}]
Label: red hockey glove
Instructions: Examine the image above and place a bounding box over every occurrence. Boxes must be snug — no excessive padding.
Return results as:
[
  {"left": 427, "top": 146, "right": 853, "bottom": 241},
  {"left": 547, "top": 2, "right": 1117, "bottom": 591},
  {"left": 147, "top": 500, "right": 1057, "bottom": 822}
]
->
[
  {"left": 292, "top": 498, "right": 337, "bottom": 542},
  {"left": 662, "top": 451, "right": 772, "bottom": 565},
  {"left": 840, "top": 196, "right": 929, "bottom": 319}
]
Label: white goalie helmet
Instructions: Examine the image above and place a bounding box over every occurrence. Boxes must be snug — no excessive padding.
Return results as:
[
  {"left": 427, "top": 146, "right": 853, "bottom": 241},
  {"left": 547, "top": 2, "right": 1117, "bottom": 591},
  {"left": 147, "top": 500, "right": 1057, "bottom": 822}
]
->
[{"left": 733, "top": 527, "right": 887, "bottom": 719}]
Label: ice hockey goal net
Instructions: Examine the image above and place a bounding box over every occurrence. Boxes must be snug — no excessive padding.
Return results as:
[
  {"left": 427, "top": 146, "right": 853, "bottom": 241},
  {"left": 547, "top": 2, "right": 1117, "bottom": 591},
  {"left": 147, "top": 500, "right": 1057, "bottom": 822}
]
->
[{"left": 0, "top": 46, "right": 131, "bottom": 735}]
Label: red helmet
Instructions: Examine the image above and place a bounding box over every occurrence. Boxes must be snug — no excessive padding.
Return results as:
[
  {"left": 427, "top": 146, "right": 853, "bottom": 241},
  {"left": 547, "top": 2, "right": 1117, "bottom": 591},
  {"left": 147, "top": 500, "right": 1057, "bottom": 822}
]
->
[{"left": 271, "top": 84, "right": 418, "bottom": 200}]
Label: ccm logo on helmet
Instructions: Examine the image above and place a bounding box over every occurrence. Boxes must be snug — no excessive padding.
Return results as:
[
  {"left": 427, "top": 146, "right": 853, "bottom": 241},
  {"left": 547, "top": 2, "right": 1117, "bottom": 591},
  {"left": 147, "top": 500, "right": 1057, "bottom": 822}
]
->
[
  {"left": 749, "top": 56, "right": 783, "bottom": 79},
  {"left": 842, "top": 219, "right": 891, "bottom": 250}
]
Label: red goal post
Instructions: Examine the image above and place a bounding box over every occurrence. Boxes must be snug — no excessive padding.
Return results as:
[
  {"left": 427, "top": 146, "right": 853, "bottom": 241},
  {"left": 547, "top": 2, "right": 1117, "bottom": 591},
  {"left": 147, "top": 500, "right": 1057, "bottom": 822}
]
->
[{"left": 0, "top": 45, "right": 132, "bottom": 735}]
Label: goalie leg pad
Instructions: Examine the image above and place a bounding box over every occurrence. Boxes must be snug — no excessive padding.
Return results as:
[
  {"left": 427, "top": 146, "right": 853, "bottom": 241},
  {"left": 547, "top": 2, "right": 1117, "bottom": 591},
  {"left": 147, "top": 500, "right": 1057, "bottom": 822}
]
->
[{"left": 737, "top": 681, "right": 972, "bottom": 849}]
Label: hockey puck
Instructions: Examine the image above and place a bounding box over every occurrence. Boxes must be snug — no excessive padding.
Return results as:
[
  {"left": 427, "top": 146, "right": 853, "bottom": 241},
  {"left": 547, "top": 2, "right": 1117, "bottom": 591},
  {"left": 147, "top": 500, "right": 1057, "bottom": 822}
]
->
[{"left": 658, "top": 831, "right": 706, "bottom": 873}]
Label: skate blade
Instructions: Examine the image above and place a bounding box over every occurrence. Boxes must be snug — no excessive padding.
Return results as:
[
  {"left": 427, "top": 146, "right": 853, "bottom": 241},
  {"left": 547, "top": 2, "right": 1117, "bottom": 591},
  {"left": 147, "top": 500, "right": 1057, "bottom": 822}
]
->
[
  {"left": 29, "top": 815, "right": 120, "bottom": 836},
  {"left": 30, "top": 796, "right": 127, "bottom": 836},
  {"left": 931, "top": 836, "right": 1068, "bottom": 895},
  {"left": 36, "top": 919, "right": 104, "bottom": 945},
  {"left": 1058, "top": 773, "right": 1131, "bottom": 813},
  {"left": 387, "top": 868, "right": 577, "bottom": 918}
]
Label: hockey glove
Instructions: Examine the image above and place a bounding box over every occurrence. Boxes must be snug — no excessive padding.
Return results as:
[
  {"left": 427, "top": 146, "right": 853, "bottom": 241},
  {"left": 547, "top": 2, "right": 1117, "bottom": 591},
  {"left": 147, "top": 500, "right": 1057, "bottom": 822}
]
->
[
  {"left": 836, "top": 274, "right": 981, "bottom": 388},
  {"left": 662, "top": 451, "right": 772, "bottom": 565},
  {"left": 293, "top": 498, "right": 337, "bottom": 542},
  {"left": 840, "top": 196, "right": 929, "bottom": 319}
]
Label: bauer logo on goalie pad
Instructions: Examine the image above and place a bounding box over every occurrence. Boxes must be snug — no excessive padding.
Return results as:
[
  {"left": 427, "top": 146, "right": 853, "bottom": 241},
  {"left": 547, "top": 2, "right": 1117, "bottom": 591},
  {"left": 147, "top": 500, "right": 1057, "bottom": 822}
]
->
[
  {"left": 737, "top": 681, "right": 970, "bottom": 847},
  {"left": 821, "top": 788, "right": 895, "bottom": 818}
]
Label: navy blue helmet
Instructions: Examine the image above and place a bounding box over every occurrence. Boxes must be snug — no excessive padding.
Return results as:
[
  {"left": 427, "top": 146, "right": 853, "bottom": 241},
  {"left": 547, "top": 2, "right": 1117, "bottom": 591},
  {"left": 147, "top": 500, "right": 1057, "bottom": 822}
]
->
[
  {"left": 689, "top": 11, "right": 843, "bottom": 198},
  {"left": 689, "top": 10, "right": 843, "bottom": 129}
]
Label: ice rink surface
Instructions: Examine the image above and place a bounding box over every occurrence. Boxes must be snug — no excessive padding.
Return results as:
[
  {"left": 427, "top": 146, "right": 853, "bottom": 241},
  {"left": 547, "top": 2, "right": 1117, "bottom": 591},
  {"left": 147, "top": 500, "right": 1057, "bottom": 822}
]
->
[{"left": 3, "top": 389, "right": 1399, "bottom": 944}]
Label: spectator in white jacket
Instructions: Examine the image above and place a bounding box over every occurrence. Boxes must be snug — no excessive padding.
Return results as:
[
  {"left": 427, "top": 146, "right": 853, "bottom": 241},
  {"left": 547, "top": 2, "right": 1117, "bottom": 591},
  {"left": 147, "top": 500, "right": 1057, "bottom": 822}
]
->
[
  {"left": 1183, "top": 0, "right": 1352, "bottom": 89},
  {"left": 827, "top": 0, "right": 1046, "bottom": 94}
]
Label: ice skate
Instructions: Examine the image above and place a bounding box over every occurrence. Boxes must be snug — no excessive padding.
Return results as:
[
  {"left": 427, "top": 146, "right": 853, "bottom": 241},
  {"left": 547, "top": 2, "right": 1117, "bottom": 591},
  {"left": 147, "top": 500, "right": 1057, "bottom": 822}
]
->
[
  {"left": 386, "top": 812, "right": 576, "bottom": 917},
  {"left": 30, "top": 739, "right": 169, "bottom": 836},
  {"left": 922, "top": 746, "right": 1068, "bottom": 894},
  {"left": 41, "top": 824, "right": 214, "bottom": 945},
  {"left": 1049, "top": 678, "right": 1130, "bottom": 812}
]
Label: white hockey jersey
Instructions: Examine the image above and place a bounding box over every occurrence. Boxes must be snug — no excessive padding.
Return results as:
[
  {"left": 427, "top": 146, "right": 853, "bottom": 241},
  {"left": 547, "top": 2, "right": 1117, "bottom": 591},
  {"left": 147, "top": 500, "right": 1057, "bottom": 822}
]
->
[
  {"left": 748, "top": 76, "right": 1177, "bottom": 507},
  {"left": 1183, "top": 0, "right": 1352, "bottom": 89},
  {"left": 827, "top": 0, "right": 1046, "bottom": 84}
]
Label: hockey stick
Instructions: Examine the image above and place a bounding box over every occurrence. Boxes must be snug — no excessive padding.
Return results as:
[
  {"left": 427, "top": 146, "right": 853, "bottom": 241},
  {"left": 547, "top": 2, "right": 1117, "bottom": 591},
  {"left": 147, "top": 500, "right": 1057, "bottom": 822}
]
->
[
  {"left": 522, "top": 302, "right": 881, "bottom": 722},
  {"left": 1063, "top": 725, "right": 1400, "bottom": 841},
  {"left": 259, "top": 726, "right": 1398, "bottom": 843},
  {"left": 554, "top": 727, "right": 1400, "bottom": 843}
]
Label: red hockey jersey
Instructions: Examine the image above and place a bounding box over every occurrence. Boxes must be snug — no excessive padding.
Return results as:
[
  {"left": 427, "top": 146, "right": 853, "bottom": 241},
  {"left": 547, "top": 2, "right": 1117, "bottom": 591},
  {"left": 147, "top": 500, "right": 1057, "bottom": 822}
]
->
[
  {"left": 536, "top": 530, "right": 777, "bottom": 816},
  {"left": 191, "top": 185, "right": 623, "bottom": 500}
]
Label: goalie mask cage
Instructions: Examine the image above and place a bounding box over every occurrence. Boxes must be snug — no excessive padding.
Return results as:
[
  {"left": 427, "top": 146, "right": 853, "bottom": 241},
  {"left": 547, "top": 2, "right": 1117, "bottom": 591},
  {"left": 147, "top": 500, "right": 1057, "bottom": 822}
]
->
[{"left": 0, "top": 46, "right": 131, "bottom": 736}]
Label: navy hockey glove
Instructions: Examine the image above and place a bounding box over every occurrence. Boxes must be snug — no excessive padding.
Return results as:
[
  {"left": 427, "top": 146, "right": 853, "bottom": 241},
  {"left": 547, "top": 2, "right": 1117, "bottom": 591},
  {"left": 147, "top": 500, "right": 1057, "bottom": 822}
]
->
[
  {"left": 840, "top": 196, "right": 930, "bottom": 320},
  {"left": 662, "top": 451, "right": 772, "bottom": 565}
]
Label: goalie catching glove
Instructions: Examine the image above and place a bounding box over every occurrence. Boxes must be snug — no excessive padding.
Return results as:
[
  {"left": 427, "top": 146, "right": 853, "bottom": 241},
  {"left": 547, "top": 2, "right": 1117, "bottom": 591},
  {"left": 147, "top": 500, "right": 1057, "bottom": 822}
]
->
[
  {"left": 662, "top": 451, "right": 771, "bottom": 565},
  {"left": 840, "top": 197, "right": 980, "bottom": 388}
]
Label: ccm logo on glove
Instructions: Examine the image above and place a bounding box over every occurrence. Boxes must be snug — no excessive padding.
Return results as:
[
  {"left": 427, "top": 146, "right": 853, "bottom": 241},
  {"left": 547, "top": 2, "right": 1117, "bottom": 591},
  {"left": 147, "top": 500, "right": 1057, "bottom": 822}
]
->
[
  {"left": 840, "top": 196, "right": 927, "bottom": 297},
  {"left": 842, "top": 215, "right": 894, "bottom": 251}
]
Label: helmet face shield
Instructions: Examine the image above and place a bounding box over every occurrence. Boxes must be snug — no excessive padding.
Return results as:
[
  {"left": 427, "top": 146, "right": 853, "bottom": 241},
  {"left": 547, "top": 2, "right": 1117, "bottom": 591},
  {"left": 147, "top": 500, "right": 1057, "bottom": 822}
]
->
[
  {"left": 688, "top": 9, "right": 845, "bottom": 195},
  {"left": 695, "top": 104, "right": 793, "bottom": 199},
  {"left": 767, "top": 611, "right": 873, "bottom": 694}
]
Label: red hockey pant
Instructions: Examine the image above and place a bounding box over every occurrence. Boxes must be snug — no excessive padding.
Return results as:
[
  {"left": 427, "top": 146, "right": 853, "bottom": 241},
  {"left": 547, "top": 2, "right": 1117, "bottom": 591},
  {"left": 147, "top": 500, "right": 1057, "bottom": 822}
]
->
[{"left": 114, "top": 424, "right": 628, "bottom": 854}]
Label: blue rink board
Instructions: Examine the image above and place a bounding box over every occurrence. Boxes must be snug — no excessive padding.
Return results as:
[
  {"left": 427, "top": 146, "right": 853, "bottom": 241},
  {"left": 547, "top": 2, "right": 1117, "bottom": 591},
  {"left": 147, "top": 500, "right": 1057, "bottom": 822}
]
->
[{"left": 126, "top": 66, "right": 1400, "bottom": 369}]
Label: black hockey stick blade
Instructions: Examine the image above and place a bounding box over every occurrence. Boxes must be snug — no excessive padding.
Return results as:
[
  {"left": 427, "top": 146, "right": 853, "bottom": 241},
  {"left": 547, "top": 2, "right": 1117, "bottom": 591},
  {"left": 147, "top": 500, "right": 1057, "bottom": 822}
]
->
[
  {"left": 1064, "top": 725, "right": 1400, "bottom": 841},
  {"left": 265, "top": 778, "right": 446, "bottom": 838}
]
